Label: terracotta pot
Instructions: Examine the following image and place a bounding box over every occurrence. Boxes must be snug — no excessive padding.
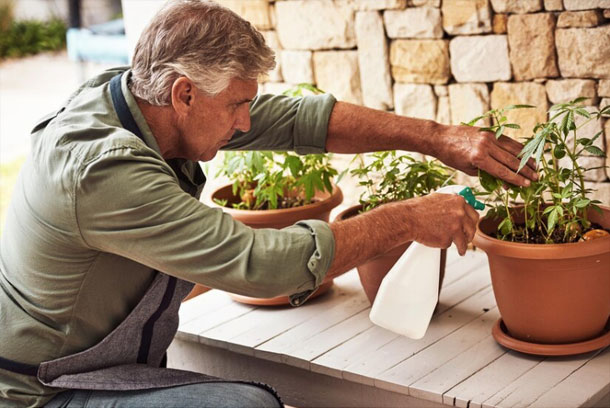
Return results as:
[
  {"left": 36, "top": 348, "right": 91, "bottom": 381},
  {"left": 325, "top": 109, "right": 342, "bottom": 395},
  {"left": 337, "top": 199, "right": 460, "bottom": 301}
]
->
[
  {"left": 473, "top": 205, "right": 610, "bottom": 345},
  {"left": 335, "top": 204, "right": 446, "bottom": 304},
  {"left": 209, "top": 184, "right": 344, "bottom": 229},
  {"left": 186, "top": 184, "right": 344, "bottom": 305}
]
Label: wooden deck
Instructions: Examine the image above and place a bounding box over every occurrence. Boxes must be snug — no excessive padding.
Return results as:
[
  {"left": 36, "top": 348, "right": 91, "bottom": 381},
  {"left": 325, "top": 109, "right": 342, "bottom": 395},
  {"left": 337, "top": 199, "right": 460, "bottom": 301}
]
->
[{"left": 168, "top": 248, "right": 610, "bottom": 408}]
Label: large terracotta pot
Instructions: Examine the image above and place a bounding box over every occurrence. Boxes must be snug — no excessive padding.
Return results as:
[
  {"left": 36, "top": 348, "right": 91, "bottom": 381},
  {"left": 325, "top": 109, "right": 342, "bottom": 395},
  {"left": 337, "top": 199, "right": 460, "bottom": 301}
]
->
[
  {"left": 186, "top": 184, "right": 343, "bottom": 305},
  {"left": 473, "top": 205, "right": 610, "bottom": 345},
  {"left": 336, "top": 204, "right": 446, "bottom": 304}
]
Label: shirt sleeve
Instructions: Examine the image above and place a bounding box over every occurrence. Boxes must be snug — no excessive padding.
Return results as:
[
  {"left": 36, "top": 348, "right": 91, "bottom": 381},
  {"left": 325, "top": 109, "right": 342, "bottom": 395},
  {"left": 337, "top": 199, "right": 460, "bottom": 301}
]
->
[
  {"left": 74, "top": 147, "right": 335, "bottom": 305},
  {"left": 223, "top": 93, "right": 337, "bottom": 154}
]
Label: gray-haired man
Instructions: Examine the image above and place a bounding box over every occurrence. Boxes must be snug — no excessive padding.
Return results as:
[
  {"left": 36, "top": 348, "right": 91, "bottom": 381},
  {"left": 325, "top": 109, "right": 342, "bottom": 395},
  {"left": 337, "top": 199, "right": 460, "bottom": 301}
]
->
[{"left": 0, "top": 1, "right": 536, "bottom": 406}]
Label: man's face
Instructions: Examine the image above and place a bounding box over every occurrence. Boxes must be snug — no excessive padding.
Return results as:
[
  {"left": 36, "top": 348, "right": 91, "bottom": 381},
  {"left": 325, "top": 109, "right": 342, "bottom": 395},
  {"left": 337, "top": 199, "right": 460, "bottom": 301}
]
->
[{"left": 179, "top": 77, "right": 258, "bottom": 162}]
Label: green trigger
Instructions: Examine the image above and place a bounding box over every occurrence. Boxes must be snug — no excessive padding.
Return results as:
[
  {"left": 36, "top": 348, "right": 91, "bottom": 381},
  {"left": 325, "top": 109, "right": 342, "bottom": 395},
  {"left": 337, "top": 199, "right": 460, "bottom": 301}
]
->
[{"left": 458, "top": 187, "right": 485, "bottom": 211}]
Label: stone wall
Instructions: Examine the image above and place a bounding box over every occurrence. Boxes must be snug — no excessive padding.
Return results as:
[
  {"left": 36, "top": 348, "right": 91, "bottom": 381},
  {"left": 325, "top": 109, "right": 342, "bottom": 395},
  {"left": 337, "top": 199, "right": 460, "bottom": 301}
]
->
[{"left": 216, "top": 0, "right": 610, "bottom": 206}]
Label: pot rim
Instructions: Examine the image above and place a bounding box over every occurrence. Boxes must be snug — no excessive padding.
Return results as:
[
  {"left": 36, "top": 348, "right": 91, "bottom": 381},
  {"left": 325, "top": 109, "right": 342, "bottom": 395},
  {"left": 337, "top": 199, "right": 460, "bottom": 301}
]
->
[
  {"left": 207, "top": 183, "right": 344, "bottom": 216},
  {"left": 335, "top": 203, "right": 363, "bottom": 221},
  {"left": 473, "top": 205, "right": 610, "bottom": 259}
]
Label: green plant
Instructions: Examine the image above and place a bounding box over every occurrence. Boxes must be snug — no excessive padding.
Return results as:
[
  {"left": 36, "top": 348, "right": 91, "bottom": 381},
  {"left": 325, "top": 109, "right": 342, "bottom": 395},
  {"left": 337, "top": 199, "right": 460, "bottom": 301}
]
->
[
  {"left": 214, "top": 84, "right": 340, "bottom": 210},
  {"left": 0, "top": 15, "right": 67, "bottom": 59},
  {"left": 350, "top": 151, "right": 455, "bottom": 212},
  {"left": 216, "top": 151, "right": 338, "bottom": 210},
  {"left": 467, "top": 99, "right": 610, "bottom": 244}
]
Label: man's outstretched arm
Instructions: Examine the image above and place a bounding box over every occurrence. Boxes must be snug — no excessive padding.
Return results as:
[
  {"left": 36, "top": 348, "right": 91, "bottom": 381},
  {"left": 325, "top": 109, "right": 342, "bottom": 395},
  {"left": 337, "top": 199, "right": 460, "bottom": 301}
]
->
[{"left": 325, "top": 101, "right": 538, "bottom": 188}]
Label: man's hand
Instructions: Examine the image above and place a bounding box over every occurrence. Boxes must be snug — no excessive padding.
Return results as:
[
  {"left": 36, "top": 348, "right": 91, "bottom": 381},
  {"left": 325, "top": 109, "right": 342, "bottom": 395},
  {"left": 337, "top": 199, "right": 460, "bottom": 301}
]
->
[
  {"left": 403, "top": 193, "right": 479, "bottom": 256},
  {"left": 327, "top": 192, "right": 479, "bottom": 279},
  {"left": 436, "top": 125, "right": 538, "bottom": 187}
]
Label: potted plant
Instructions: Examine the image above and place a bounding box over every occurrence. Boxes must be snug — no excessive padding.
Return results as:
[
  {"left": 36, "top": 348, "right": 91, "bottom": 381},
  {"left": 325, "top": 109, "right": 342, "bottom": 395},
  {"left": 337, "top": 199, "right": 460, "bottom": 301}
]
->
[
  {"left": 468, "top": 99, "right": 610, "bottom": 355},
  {"left": 188, "top": 84, "right": 344, "bottom": 306},
  {"left": 335, "top": 151, "right": 455, "bottom": 304}
]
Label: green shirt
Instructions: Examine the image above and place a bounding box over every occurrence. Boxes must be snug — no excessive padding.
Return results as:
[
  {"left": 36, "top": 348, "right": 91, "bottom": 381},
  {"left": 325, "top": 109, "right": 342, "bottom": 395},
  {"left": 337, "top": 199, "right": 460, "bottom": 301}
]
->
[{"left": 0, "top": 67, "right": 337, "bottom": 407}]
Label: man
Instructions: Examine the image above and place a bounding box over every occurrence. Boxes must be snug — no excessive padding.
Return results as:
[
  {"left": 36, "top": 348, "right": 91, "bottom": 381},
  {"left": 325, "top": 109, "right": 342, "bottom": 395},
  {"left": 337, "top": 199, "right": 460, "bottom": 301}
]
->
[{"left": 0, "top": 1, "right": 537, "bottom": 407}]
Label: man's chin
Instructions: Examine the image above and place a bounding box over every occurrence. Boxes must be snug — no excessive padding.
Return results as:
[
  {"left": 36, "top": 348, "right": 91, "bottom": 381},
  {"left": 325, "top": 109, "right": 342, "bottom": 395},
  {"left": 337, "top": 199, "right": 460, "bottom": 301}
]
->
[{"left": 199, "top": 151, "right": 218, "bottom": 162}]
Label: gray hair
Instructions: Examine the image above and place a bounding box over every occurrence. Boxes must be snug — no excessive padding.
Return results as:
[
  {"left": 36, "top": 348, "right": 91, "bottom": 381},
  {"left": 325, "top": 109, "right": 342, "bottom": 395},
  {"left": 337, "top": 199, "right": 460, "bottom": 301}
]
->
[{"left": 129, "top": 0, "right": 276, "bottom": 106}]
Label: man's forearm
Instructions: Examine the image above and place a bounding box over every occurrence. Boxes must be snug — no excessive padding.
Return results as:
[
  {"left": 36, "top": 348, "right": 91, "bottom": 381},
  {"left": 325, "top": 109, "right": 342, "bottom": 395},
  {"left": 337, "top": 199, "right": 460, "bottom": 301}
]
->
[
  {"left": 326, "top": 201, "right": 414, "bottom": 280},
  {"left": 324, "top": 101, "right": 538, "bottom": 187},
  {"left": 325, "top": 192, "right": 479, "bottom": 280},
  {"left": 325, "top": 101, "right": 443, "bottom": 156}
]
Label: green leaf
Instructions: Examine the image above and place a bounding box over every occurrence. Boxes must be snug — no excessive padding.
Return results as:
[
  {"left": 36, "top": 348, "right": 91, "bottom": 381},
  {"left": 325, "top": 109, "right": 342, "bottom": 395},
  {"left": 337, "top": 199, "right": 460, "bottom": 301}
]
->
[
  {"left": 547, "top": 207, "right": 559, "bottom": 232},
  {"left": 505, "top": 104, "right": 535, "bottom": 110},
  {"left": 479, "top": 170, "right": 501, "bottom": 192},
  {"left": 553, "top": 145, "right": 566, "bottom": 159},
  {"left": 284, "top": 155, "right": 303, "bottom": 178},
  {"left": 462, "top": 115, "right": 485, "bottom": 126},
  {"left": 584, "top": 146, "right": 605, "bottom": 156},
  {"left": 575, "top": 199, "right": 590, "bottom": 208},
  {"left": 534, "top": 136, "right": 546, "bottom": 165},
  {"left": 571, "top": 97, "right": 588, "bottom": 104},
  {"left": 503, "top": 123, "right": 521, "bottom": 129},
  {"left": 495, "top": 125, "right": 504, "bottom": 139},
  {"left": 574, "top": 107, "right": 591, "bottom": 118},
  {"left": 543, "top": 205, "right": 555, "bottom": 215},
  {"left": 498, "top": 218, "right": 513, "bottom": 236}
]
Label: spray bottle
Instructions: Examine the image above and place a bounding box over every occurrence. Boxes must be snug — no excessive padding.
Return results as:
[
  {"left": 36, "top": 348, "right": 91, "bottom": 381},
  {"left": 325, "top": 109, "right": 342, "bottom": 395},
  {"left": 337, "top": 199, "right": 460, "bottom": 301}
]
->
[{"left": 369, "top": 185, "right": 484, "bottom": 339}]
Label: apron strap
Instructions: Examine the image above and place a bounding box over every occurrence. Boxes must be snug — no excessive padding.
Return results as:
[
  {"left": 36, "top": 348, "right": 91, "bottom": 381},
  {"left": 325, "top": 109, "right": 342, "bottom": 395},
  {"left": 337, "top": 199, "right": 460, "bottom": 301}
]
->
[
  {"left": 109, "top": 73, "right": 145, "bottom": 140},
  {"left": 0, "top": 356, "right": 38, "bottom": 376}
]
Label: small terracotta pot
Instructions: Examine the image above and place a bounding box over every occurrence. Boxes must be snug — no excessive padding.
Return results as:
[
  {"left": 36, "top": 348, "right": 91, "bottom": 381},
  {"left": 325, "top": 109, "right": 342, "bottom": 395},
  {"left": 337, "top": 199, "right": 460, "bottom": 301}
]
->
[
  {"left": 209, "top": 184, "right": 344, "bottom": 229},
  {"left": 473, "top": 205, "right": 610, "bottom": 345},
  {"left": 185, "top": 184, "right": 344, "bottom": 305},
  {"left": 335, "top": 204, "right": 446, "bottom": 304}
]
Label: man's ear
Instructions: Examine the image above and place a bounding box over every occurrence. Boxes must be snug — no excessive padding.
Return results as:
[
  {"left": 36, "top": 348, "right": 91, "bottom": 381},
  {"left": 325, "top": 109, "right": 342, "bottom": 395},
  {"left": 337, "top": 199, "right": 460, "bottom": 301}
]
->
[{"left": 171, "top": 77, "right": 194, "bottom": 115}]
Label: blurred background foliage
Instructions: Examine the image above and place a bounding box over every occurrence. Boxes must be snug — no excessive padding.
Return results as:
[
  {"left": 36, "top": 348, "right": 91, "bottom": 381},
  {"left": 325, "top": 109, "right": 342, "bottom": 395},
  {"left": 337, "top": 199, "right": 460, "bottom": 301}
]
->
[{"left": 0, "top": 0, "right": 67, "bottom": 59}]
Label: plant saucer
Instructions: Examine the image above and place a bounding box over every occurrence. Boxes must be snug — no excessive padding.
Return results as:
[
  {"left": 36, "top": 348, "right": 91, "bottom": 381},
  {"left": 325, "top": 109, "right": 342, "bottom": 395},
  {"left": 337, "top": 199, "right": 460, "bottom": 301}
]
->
[
  {"left": 228, "top": 280, "right": 334, "bottom": 306},
  {"left": 492, "top": 318, "right": 610, "bottom": 356}
]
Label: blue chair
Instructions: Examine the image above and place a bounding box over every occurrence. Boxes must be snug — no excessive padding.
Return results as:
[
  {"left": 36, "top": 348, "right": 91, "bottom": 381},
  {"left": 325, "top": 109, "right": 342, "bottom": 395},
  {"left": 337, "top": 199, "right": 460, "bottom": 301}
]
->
[{"left": 66, "top": 19, "right": 129, "bottom": 66}]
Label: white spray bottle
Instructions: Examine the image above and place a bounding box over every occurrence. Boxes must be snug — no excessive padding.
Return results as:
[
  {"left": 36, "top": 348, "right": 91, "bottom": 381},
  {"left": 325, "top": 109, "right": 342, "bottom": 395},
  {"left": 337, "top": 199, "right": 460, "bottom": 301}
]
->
[{"left": 369, "top": 185, "right": 484, "bottom": 339}]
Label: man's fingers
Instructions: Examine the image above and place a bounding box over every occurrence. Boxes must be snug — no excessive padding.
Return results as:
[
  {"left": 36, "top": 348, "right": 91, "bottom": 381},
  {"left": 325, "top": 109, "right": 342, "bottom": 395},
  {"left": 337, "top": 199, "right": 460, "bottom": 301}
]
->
[
  {"left": 484, "top": 156, "right": 533, "bottom": 187},
  {"left": 497, "top": 135, "right": 537, "bottom": 173},
  {"left": 489, "top": 143, "right": 538, "bottom": 182},
  {"left": 454, "top": 233, "right": 467, "bottom": 256},
  {"left": 465, "top": 204, "right": 479, "bottom": 227}
]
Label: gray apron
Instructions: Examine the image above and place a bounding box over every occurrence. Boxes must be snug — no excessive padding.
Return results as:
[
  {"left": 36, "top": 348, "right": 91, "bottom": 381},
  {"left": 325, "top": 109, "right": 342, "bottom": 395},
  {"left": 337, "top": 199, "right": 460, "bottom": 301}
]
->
[{"left": 0, "top": 73, "right": 282, "bottom": 405}]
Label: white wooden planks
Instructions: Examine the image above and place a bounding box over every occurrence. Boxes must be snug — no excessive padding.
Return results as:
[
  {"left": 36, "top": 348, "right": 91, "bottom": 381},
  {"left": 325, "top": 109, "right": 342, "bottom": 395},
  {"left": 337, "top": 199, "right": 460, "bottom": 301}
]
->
[
  {"left": 341, "top": 287, "right": 497, "bottom": 387},
  {"left": 481, "top": 350, "right": 602, "bottom": 408},
  {"left": 527, "top": 347, "right": 610, "bottom": 408},
  {"left": 375, "top": 307, "right": 501, "bottom": 394},
  {"left": 443, "top": 351, "right": 543, "bottom": 408},
  {"left": 179, "top": 288, "right": 233, "bottom": 324},
  {"left": 309, "top": 248, "right": 491, "bottom": 381},
  {"left": 409, "top": 332, "right": 506, "bottom": 403},
  {"left": 175, "top": 247, "right": 609, "bottom": 408},
  {"left": 254, "top": 272, "right": 370, "bottom": 363}
]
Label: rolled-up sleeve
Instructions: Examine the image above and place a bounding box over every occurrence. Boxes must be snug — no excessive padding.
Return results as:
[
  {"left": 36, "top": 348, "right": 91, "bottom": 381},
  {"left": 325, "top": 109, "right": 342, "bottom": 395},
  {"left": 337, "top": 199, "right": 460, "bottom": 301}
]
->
[
  {"left": 223, "top": 93, "right": 337, "bottom": 154},
  {"left": 289, "top": 220, "right": 335, "bottom": 306},
  {"left": 74, "top": 147, "right": 336, "bottom": 303}
]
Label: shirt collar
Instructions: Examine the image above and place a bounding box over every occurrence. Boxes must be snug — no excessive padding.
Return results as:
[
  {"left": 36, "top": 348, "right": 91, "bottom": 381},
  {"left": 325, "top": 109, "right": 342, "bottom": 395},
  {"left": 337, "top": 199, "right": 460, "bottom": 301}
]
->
[{"left": 120, "top": 69, "right": 164, "bottom": 158}]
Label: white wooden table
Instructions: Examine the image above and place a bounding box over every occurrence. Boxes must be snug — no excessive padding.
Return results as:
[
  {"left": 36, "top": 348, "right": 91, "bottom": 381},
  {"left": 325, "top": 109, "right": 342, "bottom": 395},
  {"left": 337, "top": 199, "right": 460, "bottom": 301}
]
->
[{"left": 168, "top": 248, "right": 610, "bottom": 408}]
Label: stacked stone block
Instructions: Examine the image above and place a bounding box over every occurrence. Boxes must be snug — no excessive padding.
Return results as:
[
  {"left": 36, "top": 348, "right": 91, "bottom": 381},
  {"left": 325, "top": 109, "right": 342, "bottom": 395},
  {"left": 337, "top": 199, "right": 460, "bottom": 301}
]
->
[{"left": 217, "top": 0, "right": 610, "bottom": 204}]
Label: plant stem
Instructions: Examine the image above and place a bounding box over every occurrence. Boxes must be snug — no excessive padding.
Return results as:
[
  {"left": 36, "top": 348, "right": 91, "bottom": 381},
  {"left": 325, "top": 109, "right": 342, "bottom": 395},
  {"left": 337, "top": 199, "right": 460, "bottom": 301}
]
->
[{"left": 502, "top": 188, "right": 515, "bottom": 241}]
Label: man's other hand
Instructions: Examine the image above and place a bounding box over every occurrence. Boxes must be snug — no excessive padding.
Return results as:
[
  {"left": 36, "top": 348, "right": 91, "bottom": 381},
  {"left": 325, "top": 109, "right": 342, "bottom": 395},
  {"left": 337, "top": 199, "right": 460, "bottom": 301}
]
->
[{"left": 437, "top": 125, "right": 538, "bottom": 187}]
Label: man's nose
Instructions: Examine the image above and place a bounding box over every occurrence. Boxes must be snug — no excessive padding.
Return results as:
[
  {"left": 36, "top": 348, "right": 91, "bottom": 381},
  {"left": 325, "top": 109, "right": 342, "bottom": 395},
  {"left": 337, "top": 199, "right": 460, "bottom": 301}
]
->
[{"left": 234, "top": 104, "right": 251, "bottom": 133}]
